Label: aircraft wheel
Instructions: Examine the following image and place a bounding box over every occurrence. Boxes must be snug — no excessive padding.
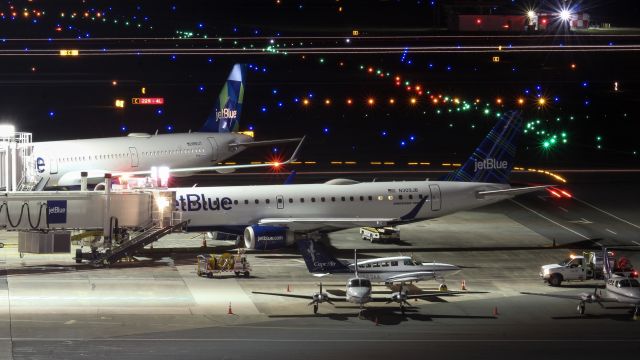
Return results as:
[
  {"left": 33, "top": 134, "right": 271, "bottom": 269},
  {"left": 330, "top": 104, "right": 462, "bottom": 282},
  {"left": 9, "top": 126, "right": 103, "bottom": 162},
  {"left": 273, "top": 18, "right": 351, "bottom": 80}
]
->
[
  {"left": 313, "top": 304, "right": 319, "bottom": 314},
  {"left": 401, "top": 305, "right": 406, "bottom": 316},
  {"left": 244, "top": 271, "right": 250, "bottom": 278},
  {"left": 439, "top": 283, "right": 448, "bottom": 292},
  {"left": 234, "top": 271, "right": 240, "bottom": 277},
  {"left": 577, "top": 302, "right": 586, "bottom": 315}
]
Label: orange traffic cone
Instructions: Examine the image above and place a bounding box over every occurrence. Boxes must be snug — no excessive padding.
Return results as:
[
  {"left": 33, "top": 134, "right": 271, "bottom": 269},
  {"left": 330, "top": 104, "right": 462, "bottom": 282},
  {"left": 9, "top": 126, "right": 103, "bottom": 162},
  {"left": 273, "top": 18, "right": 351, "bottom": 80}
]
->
[
  {"left": 228, "top": 302, "right": 234, "bottom": 315},
  {"left": 461, "top": 279, "right": 467, "bottom": 290},
  {"left": 492, "top": 306, "right": 499, "bottom": 316}
]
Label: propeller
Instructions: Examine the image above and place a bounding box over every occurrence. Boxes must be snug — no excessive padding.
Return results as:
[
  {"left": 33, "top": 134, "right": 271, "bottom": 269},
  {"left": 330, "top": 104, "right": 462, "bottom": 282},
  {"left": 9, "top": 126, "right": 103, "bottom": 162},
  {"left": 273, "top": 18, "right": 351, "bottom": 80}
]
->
[
  {"left": 308, "top": 282, "right": 333, "bottom": 307},
  {"left": 582, "top": 287, "right": 604, "bottom": 308},
  {"left": 387, "top": 283, "right": 411, "bottom": 307}
]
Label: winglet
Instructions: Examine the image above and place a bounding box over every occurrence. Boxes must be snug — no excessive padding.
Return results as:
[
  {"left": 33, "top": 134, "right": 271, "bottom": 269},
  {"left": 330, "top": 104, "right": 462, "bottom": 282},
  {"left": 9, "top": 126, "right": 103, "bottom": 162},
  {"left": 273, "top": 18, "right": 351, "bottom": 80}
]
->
[{"left": 399, "top": 195, "right": 428, "bottom": 221}]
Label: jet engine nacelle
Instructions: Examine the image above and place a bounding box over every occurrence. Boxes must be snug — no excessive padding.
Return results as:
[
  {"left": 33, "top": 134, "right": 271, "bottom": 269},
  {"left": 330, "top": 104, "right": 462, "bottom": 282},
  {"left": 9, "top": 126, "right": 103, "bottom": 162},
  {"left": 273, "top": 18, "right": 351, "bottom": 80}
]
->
[{"left": 243, "top": 225, "right": 295, "bottom": 250}]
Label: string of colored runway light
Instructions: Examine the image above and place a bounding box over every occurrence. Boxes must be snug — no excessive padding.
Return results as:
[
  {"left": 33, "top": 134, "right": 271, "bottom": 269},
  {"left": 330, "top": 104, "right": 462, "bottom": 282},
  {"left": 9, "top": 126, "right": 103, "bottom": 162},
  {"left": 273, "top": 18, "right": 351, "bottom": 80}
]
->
[{"left": 1, "top": 44, "right": 640, "bottom": 56}]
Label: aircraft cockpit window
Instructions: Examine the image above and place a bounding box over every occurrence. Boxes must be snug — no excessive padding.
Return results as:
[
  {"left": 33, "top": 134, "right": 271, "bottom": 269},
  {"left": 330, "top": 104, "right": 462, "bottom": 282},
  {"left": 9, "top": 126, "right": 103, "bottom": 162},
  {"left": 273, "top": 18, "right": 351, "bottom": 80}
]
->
[
  {"left": 618, "top": 279, "right": 630, "bottom": 288},
  {"left": 629, "top": 279, "right": 640, "bottom": 287},
  {"left": 403, "top": 259, "right": 415, "bottom": 266},
  {"left": 361, "top": 279, "right": 371, "bottom": 287}
]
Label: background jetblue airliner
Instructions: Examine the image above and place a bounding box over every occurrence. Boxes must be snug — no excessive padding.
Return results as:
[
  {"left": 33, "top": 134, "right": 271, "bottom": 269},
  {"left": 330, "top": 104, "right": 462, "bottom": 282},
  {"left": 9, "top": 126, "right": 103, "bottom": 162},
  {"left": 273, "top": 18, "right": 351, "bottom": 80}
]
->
[
  {"left": 173, "top": 110, "right": 547, "bottom": 250},
  {"left": 25, "top": 64, "right": 300, "bottom": 190}
]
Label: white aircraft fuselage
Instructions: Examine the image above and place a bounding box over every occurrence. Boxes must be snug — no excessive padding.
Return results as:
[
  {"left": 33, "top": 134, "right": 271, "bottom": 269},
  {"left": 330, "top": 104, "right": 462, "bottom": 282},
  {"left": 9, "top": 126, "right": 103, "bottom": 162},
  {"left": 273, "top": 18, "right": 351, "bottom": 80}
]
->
[
  {"left": 175, "top": 180, "right": 510, "bottom": 233},
  {"left": 350, "top": 256, "right": 461, "bottom": 283},
  {"left": 33, "top": 132, "right": 251, "bottom": 187}
]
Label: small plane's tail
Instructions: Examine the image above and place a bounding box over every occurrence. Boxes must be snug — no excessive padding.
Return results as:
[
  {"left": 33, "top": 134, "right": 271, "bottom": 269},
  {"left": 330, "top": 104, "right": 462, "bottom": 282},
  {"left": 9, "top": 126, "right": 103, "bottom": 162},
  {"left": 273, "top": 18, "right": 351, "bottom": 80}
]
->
[
  {"left": 442, "top": 110, "right": 523, "bottom": 184},
  {"left": 201, "top": 63, "right": 246, "bottom": 133},
  {"left": 297, "top": 239, "right": 350, "bottom": 274}
]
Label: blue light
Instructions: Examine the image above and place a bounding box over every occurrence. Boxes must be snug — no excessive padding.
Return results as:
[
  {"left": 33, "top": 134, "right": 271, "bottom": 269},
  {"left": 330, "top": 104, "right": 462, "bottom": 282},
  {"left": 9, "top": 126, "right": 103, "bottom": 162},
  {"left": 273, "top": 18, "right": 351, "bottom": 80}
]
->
[
  {"left": 198, "top": 85, "right": 205, "bottom": 92},
  {"left": 166, "top": 125, "right": 174, "bottom": 132},
  {"left": 293, "top": 97, "right": 300, "bottom": 103},
  {"left": 554, "top": 97, "right": 560, "bottom": 102},
  {"left": 409, "top": 135, "right": 415, "bottom": 141},
  {"left": 524, "top": 89, "right": 530, "bottom": 94},
  {"left": 308, "top": 92, "right": 314, "bottom": 98},
  {"left": 48, "top": 111, "right": 55, "bottom": 118},
  {"left": 248, "top": 125, "right": 254, "bottom": 131},
  {"left": 428, "top": 63, "right": 434, "bottom": 69},
  {"left": 323, "top": 127, "right": 329, "bottom": 134},
  {"left": 582, "top": 81, "right": 588, "bottom": 88},
  {"left": 272, "top": 89, "right": 278, "bottom": 94},
  {"left": 120, "top": 125, "right": 127, "bottom": 132},
  {"left": 277, "top": 102, "right": 283, "bottom": 107},
  {"left": 197, "top": 23, "right": 204, "bottom": 29},
  {"left": 446, "top": 65, "right": 452, "bottom": 71},
  {"left": 272, "top": 147, "right": 278, "bottom": 153},
  {"left": 207, "top": 58, "right": 213, "bottom": 63},
  {"left": 171, "top": 5, "right": 177, "bottom": 11},
  {"left": 156, "top": 109, "right": 163, "bottom": 115},
  {"left": 261, "top": 106, "right": 267, "bottom": 112},
  {"left": 584, "top": 100, "right": 590, "bottom": 106},
  {"left": 381, "top": 131, "right": 388, "bottom": 136},
  {"left": 536, "top": 85, "right": 542, "bottom": 91},
  {"left": 170, "top": 55, "right": 176, "bottom": 61},
  {"left": 400, "top": 140, "right": 407, "bottom": 147}
]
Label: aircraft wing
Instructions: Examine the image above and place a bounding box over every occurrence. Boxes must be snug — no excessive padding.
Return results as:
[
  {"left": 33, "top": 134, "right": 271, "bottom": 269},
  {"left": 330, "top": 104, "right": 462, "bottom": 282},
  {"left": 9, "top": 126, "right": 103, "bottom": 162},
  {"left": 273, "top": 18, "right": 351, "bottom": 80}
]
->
[
  {"left": 520, "top": 291, "right": 619, "bottom": 302},
  {"left": 259, "top": 217, "right": 395, "bottom": 228},
  {"left": 114, "top": 136, "right": 305, "bottom": 176},
  {"left": 384, "top": 272, "right": 436, "bottom": 283},
  {"left": 252, "top": 291, "right": 347, "bottom": 302},
  {"left": 476, "top": 185, "right": 549, "bottom": 199},
  {"left": 228, "top": 137, "right": 303, "bottom": 150}
]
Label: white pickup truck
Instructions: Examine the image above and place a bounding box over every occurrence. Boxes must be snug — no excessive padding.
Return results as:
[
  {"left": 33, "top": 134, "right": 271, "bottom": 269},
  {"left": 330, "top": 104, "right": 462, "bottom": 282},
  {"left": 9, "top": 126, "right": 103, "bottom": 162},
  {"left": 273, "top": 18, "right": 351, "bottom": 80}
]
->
[{"left": 540, "top": 251, "right": 630, "bottom": 287}]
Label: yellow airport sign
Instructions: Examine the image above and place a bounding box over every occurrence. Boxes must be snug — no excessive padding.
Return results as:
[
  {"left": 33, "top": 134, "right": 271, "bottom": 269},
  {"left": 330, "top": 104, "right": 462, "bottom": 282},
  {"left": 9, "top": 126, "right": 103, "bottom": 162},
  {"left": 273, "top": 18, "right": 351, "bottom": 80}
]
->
[{"left": 59, "top": 49, "right": 79, "bottom": 56}]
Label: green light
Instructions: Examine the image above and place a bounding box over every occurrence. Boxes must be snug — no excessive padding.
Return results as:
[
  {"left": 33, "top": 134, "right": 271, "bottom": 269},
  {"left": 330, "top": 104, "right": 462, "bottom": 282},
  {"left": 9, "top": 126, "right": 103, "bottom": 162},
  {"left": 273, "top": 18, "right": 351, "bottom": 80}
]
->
[
  {"left": 597, "top": 145, "right": 602, "bottom": 149},
  {"left": 596, "top": 136, "right": 602, "bottom": 141},
  {"left": 405, "top": 81, "right": 410, "bottom": 86},
  {"left": 359, "top": 65, "right": 364, "bottom": 70},
  {"left": 483, "top": 109, "right": 490, "bottom": 115},
  {"left": 319, "top": 58, "right": 325, "bottom": 63},
  {"left": 550, "top": 138, "right": 556, "bottom": 144},
  {"left": 561, "top": 132, "right": 566, "bottom": 138},
  {"left": 562, "top": 139, "right": 567, "bottom": 143},
  {"left": 543, "top": 141, "right": 550, "bottom": 148}
]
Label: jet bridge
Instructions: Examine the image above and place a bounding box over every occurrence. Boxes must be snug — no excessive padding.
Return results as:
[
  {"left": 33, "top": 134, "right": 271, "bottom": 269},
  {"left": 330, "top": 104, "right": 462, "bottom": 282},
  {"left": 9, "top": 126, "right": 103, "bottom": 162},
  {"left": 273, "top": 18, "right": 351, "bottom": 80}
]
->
[{"left": 0, "top": 181, "right": 186, "bottom": 265}]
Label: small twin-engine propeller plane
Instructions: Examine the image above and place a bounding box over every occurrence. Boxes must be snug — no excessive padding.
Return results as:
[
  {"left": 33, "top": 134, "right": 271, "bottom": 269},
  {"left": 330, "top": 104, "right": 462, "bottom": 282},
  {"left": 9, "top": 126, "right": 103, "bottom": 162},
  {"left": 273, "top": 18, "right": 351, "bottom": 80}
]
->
[
  {"left": 522, "top": 249, "right": 640, "bottom": 318},
  {"left": 296, "top": 239, "right": 461, "bottom": 290},
  {"left": 253, "top": 249, "right": 480, "bottom": 317}
]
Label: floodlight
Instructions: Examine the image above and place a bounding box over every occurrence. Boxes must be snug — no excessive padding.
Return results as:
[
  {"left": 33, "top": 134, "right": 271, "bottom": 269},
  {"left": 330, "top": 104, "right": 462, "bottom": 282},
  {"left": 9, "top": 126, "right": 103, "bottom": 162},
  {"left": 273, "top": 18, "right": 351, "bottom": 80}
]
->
[{"left": 559, "top": 9, "right": 571, "bottom": 21}]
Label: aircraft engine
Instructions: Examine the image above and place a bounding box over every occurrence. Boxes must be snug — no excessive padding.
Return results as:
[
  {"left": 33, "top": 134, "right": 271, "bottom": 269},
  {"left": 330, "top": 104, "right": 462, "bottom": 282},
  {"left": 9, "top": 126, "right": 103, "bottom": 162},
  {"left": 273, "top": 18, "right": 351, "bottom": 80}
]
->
[{"left": 243, "top": 225, "right": 294, "bottom": 250}]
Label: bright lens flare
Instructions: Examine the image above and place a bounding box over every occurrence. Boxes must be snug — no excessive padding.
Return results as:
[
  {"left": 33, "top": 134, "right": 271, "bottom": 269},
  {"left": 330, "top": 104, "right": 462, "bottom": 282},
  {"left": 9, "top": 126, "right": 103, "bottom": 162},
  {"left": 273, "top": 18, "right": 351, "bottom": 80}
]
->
[{"left": 559, "top": 9, "right": 571, "bottom": 21}]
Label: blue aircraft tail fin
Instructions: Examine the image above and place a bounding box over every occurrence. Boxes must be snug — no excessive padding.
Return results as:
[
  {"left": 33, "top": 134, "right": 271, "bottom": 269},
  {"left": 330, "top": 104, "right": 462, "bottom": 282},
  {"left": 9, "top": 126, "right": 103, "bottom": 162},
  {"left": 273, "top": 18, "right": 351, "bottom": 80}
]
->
[
  {"left": 201, "top": 64, "right": 246, "bottom": 133},
  {"left": 442, "top": 110, "right": 522, "bottom": 184},
  {"left": 284, "top": 170, "right": 297, "bottom": 185},
  {"left": 297, "top": 239, "right": 350, "bottom": 274}
]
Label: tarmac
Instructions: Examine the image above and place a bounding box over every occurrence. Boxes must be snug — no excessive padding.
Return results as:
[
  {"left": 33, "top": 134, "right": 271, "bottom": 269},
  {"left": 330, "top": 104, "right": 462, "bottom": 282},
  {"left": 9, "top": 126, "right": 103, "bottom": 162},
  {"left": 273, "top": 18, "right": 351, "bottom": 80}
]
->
[{"left": 0, "top": 171, "right": 639, "bottom": 359}]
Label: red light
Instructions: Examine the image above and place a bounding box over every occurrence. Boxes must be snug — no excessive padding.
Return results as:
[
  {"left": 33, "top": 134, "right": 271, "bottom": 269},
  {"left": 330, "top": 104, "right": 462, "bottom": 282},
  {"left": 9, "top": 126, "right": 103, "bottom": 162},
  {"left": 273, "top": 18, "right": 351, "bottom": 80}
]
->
[
  {"left": 548, "top": 189, "right": 562, "bottom": 198},
  {"left": 476, "top": 18, "right": 482, "bottom": 25},
  {"left": 559, "top": 190, "right": 572, "bottom": 198},
  {"left": 367, "top": 67, "right": 374, "bottom": 73},
  {"left": 132, "top": 97, "right": 165, "bottom": 105},
  {"left": 541, "top": 18, "right": 547, "bottom": 24}
]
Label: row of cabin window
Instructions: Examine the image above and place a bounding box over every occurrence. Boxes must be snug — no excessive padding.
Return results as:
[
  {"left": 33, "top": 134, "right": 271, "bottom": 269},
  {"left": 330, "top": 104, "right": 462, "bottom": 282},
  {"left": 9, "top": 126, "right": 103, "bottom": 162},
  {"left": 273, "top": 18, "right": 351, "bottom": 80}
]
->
[
  {"left": 358, "top": 261, "right": 399, "bottom": 268},
  {"left": 57, "top": 148, "right": 205, "bottom": 162},
  {"left": 222, "top": 193, "right": 427, "bottom": 206}
]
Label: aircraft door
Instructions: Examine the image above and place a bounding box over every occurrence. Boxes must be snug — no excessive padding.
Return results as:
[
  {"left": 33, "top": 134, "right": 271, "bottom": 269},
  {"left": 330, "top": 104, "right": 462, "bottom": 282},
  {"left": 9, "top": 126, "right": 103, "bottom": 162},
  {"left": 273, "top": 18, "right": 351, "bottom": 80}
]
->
[
  {"left": 49, "top": 157, "right": 58, "bottom": 174},
  {"left": 429, "top": 184, "right": 441, "bottom": 211},
  {"left": 207, "top": 137, "right": 219, "bottom": 162},
  {"left": 129, "top": 147, "right": 139, "bottom": 167},
  {"left": 276, "top": 195, "right": 285, "bottom": 209}
]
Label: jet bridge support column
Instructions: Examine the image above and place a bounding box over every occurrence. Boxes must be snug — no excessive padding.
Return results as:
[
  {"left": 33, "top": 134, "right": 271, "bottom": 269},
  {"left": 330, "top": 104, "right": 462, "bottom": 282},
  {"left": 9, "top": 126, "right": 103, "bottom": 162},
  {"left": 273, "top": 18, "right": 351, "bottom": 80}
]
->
[{"left": 103, "top": 174, "right": 113, "bottom": 250}]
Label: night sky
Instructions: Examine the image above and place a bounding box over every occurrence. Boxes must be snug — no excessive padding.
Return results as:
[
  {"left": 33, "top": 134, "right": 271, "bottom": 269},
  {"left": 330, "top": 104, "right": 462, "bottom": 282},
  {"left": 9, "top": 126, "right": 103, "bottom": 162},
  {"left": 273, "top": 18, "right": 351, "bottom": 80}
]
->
[{"left": 0, "top": 0, "right": 639, "bottom": 168}]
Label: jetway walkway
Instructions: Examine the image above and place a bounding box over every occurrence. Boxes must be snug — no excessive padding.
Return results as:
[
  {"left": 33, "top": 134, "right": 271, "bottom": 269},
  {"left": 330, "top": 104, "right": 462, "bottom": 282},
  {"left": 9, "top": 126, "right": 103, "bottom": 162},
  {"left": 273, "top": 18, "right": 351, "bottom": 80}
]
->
[{"left": 0, "top": 184, "right": 186, "bottom": 264}]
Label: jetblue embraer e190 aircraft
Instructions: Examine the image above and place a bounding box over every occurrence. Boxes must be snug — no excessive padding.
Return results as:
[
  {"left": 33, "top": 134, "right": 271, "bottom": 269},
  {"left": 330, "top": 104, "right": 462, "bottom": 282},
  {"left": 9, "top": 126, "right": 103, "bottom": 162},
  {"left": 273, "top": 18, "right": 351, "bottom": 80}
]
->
[
  {"left": 174, "top": 110, "right": 547, "bottom": 250},
  {"left": 27, "top": 64, "right": 299, "bottom": 189}
]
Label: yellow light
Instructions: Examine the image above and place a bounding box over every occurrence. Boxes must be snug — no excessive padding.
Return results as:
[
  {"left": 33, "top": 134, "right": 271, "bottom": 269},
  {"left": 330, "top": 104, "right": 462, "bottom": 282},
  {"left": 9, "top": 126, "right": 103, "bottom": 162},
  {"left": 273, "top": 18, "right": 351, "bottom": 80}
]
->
[
  {"left": 239, "top": 131, "right": 255, "bottom": 138},
  {"left": 302, "top": 98, "right": 310, "bottom": 106},
  {"left": 141, "top": 87, "right": 146, "bottom": 94},
  {"left": 538, "top": 97, "right": 547, "bottom": 106},
  {"left": 115, "top": 99, "right": 125, "bottom": 108},
  {"left": 496, "top": 98, "right": 503, "bottom": 105},
  {"left": 346, "top": 98, "right": 353, "bottom": 105},
  {"left": 517, "top": 98, "right": 525, "bottom": 105},
  {"left": 432, "top": 98, "right": 439, "bottom": 104},
  {"left": 389, "top": 98, "right": 395, "bottom": 104},
  {"left": 453, "top": 98, "right": 460, "bottom": 104},
  {"left": 367, "top": 98, "right": 375, "bottom": 105},
  {"left": 324, "top": 99, "right": 331, "bottom": 105},
  {"left": 59, "top": 49, "right": 79, "bottom": 56},
  {"left": 112, "top": 80, "right": 118, "bottom": 86},
  {"left": 410, "top": 97, "right": 417, "bottom": 105}
]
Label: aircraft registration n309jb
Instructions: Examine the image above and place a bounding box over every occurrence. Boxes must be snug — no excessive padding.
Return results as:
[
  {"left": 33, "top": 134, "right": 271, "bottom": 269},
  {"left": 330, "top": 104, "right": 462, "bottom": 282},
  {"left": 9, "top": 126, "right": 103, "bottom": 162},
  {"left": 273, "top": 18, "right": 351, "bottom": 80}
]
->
[
  {"left": 171, "top": 110, "right": 548, "bottom": 250},
  {"left": 26, "top": 64, "right": 300, "bottom": 189}
]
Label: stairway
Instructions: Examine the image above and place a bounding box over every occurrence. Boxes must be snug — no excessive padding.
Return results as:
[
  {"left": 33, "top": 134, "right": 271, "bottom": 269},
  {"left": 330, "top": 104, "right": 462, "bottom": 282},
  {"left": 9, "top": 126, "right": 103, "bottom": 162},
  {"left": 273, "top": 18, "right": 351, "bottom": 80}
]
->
[{"left": 90, "top": 220, "right": 189, "bottom": 266}]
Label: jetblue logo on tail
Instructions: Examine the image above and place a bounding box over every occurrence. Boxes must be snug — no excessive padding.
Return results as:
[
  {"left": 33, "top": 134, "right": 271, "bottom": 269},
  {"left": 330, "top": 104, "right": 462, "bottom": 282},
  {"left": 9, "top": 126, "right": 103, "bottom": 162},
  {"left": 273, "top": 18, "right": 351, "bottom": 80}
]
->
[
  {"left": 474, "top": 158, "right": 508, "bottom": 172},
  {"left": 216, "top": 108, "right": 237, "bottom": 121}
]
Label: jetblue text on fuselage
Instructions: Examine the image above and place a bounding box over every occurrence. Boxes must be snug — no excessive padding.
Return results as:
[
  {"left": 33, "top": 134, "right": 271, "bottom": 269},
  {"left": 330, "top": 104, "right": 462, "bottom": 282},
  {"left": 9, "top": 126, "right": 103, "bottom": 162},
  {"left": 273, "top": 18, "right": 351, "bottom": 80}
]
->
[
  {"left": 474, "top": 158, "right": 508, "bottom": 172},
  {"left": 48, "top": 206, "right": 66, "bottom": 215},
  {"left": 216, "top": 108, "right": 237, "bottom": 121},
  {"left": 176, "top": 194, "right": 233, "bottom": 212}
]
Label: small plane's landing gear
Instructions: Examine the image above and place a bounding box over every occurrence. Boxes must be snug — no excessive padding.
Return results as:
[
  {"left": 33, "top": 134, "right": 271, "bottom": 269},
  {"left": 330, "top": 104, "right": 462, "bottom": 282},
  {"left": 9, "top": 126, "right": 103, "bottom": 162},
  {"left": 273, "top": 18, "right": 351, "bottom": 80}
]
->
[
  {"left": 400, "top": 304, "right": 406, "bottom": 316},
  {"left": 358, "top": 306, "right": 365, "bottom": 320},
  {"left": 633, "top": 306, "right": 639, "bottom": 320},
  {"left": 313, "top": 304, "right": 319, "bottom": 314},
  {"left": 438, "top": 283, "right": 448, "bottom": 292},
  {"left": 577, "top": 301, "right": 586, "bottom": 315}
]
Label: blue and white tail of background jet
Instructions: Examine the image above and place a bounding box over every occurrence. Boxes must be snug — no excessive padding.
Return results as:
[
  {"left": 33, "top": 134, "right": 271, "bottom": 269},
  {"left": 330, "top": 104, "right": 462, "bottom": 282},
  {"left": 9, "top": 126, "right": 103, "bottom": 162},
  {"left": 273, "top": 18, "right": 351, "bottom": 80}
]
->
[
  {"left": 201, "top": 64, "right": 246, "bottom": 133},
  {"left": 442, "top": 110, "right": 523, "bottom": 184},
  {"left": 297, "top": 239, "right": 350, "bottom": 274}
]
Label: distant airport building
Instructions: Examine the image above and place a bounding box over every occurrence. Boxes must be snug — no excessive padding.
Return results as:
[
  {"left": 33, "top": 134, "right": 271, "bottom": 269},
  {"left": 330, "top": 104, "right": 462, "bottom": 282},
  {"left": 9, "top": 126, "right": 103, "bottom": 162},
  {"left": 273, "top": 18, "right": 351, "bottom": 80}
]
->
[{"left": 451, "top": 14, "right": 526, "bottom": 32}]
